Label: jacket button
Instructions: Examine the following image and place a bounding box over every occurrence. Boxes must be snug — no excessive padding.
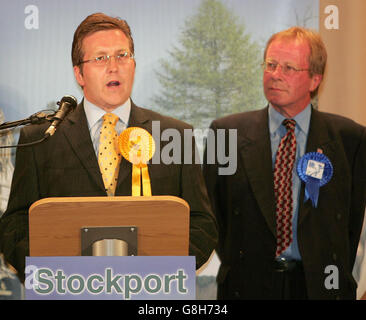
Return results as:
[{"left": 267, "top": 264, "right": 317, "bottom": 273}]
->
[
  {"left": 239, "top": 250, "right": 245, "bottom": 259},
  {"left": 234, "top": 291, "right": 240, "bottom": 298},
  {"left": 233, "top": 208, "right": 240, "bottom": 216},
  {"left": 332, "top": 253, "right": 337, "bottom": 261}
]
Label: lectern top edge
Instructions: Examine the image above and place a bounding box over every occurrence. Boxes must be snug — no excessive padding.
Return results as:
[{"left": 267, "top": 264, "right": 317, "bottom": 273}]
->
[{"left": 29, "top": 195, "right": 190, "bottom": 214}]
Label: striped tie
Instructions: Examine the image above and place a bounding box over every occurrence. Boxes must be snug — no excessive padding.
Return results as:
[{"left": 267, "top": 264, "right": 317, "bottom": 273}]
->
[{"left": 274, "top": 119, "right": 297, "bottom": 257}]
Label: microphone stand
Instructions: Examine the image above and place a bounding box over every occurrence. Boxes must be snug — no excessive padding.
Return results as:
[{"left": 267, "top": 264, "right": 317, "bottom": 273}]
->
[
  {"left": 0, "top": 111, "right": 54, "bottom": 130},
  {"left": 0, "top": 110, "right": 56, "bottom": 148}
]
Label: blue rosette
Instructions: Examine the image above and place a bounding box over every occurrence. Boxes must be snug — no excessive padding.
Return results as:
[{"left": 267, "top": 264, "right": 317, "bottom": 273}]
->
[{"left": 297, "top": 151, "right": 333, "bottom": 208}]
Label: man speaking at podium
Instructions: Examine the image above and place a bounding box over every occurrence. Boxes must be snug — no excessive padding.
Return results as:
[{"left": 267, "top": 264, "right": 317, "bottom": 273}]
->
[{"left": 0, "top": 13, "right": 217, "bottom": 282}]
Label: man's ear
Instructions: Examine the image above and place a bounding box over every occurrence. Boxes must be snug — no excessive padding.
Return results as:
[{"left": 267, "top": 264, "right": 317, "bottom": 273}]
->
[
  {"left": 73, "top": 65, "right": 85, "bottom": 87},
  {"left": 310, "top": 73, "right": 323, "bottom": 92}
]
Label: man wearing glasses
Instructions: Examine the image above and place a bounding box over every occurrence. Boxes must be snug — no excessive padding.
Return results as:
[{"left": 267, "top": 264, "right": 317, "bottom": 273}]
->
[
  {"left": 203, "top": 27, "right": 366, "bottom": 299},
  {"left": 0, "top": 13, "right": 218, "bottom": 282}
]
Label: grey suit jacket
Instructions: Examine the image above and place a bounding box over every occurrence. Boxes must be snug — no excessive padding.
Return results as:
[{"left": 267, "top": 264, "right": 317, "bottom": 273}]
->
[
  {"left": 203, "top": 106, "right": 366, "bottom": 299},
  {"left": 0, "top": 101, "right": 218, "bottom": 281}
]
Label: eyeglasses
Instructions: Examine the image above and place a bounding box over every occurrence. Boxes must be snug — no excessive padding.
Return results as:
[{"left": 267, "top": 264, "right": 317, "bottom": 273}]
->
[
  {"left": 79, "top": 51, "right": 134, "bottom": 66},
  {"left": 261, "top": 60, "right": 309, "bottom": 76}
]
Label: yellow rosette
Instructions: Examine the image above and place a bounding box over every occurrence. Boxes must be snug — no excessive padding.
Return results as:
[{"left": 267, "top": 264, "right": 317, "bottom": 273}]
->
[{"left": 118, "top": 127, "right": 155, "bottom": 196}]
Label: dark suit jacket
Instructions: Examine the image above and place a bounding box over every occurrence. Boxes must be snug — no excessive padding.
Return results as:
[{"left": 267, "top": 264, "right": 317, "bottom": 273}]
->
[
  {"left": 0, "top": 101, "right": 218, "bottom": 281},
  {"left": 203, "top": 106, "right": 366, "bottom": 300}
]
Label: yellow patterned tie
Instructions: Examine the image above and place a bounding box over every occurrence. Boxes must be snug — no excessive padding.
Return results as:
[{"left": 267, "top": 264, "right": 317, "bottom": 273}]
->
[{"left": 98, "top": 113, "right": 121, "bottom": 196}]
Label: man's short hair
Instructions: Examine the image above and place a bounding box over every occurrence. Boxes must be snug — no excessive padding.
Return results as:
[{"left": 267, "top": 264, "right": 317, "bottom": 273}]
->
[
  {"left": 72, "top": 13, "right": 134, "bottom": 69},
  {"left": 264, "top": 26, "right": 327, "bottom": 98}
]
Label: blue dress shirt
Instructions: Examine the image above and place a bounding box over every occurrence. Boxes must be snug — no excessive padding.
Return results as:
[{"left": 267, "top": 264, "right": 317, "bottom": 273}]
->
[
  {"left": 83, "top": 98, "right": 131, "bottom": 156},
  {"left": 268, "top": 104, "right": 311, "bottom": 261}
]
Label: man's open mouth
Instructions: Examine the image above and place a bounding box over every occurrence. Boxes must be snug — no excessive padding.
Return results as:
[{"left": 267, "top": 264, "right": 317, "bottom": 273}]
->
[{"left": 107, "top": 81, "right": 121, "bottom": 87}]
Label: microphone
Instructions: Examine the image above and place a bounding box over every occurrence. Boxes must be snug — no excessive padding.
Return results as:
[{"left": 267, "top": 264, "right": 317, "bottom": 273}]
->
[{"left": 44, "top": 95, "right": 77, "bottom": 137}]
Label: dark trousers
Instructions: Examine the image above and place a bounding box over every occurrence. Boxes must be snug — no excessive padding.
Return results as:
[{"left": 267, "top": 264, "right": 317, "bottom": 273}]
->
[
  {"left": 217, "top": 260, "right": 308, "bottom": 300},
  {"left": 272, "top": 260, "right": 308, "bottom": 300}
]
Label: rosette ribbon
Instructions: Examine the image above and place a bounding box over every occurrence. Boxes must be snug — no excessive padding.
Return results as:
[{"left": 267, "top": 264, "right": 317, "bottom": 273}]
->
[
  {"left": 296, "top": 151, "right": 333, "bottom": 208},
  {"left": 119, "top": 127, "right": 156, "bottom": 196}
]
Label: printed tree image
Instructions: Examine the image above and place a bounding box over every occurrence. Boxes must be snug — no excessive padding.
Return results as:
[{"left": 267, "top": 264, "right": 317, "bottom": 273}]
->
[{"left": 153, "top": 0, "right": 265, "bottom": 128}]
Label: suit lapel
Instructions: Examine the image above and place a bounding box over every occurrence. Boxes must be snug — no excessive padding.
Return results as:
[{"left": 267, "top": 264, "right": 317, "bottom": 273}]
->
[
  {"left": 62, "top": 102, "right": 105, "bottom": 192},
  {"left": 115, "top": 102, "right": 150, "bottom": 194},
  {"left": 239, "top": 107, "right": 277, "bottom": 238},
  {"left": 61, "top": 101, "right": 153, "bottom": 195},
  {"left": 303, "top": 109, "right": 332, "bottom": 155},
  {"left": 298, "top": 108, "right": 335, "bottom": 226},
  {"left": 238, "top": 107, "right": 336, "bottom": 237}
]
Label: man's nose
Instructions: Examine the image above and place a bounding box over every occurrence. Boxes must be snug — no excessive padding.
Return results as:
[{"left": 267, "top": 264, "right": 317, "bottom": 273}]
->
[
  {"left": 271, "top": 64, "right": 283, "bottom": 77},
  {"left": 106, "top": 56, "right": 118, "bottom": 71}
]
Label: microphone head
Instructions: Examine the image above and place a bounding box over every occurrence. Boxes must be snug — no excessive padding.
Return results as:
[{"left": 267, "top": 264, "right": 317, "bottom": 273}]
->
[
  {"left": 60, "top": 95, "right": 78, "bottom": 109},
  {"left": 44, "top": 95, "right": 78, "bottom": 138}
]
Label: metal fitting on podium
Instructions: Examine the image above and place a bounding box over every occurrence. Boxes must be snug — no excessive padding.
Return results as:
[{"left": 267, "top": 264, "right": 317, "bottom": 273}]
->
[
  {"left": 81, "top": 226, "right": 138, "bottom": 256},
  {"left": 92, "top": 239, "right": 128, "bottom": 256}
]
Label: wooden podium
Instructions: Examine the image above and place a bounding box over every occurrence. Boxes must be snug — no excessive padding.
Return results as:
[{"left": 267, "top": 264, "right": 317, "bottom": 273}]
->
[{"left": 28, "top": 196, "right": 190, "bottom": 257}]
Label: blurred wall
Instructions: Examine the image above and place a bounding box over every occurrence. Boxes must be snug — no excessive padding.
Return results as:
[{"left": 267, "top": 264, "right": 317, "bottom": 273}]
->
[{"left": 319, "top": 0, "right": 366, "bottom": 126}]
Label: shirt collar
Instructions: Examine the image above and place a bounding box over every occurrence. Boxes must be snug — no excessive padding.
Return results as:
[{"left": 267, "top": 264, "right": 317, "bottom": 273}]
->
[
  {"left": 268, "top": 103, "right": 311, "bottom": 135},
  {"left": 84, "top": 98, "right": 131, "bottom": 129}
]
